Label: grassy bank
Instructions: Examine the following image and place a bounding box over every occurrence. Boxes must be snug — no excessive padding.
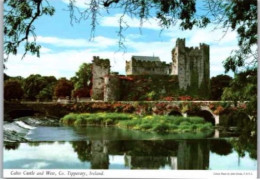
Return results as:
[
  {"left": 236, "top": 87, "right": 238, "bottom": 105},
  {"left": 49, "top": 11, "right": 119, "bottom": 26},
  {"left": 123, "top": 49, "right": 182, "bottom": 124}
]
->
[{"left": 60, "top": 113, "right": 214, "bottom": 133}]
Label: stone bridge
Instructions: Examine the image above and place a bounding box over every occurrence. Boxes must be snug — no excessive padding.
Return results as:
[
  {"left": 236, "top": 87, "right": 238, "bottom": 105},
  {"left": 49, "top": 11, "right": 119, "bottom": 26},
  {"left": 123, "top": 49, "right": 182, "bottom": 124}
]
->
[{"left": 4, "top": 101, "right": 247, "bottom": 125}]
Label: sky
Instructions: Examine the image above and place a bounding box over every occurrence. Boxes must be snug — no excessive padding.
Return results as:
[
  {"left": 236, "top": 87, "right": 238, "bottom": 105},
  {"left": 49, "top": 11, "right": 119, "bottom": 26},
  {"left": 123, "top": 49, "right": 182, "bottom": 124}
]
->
[{"left": 5, "top": 0, "right": 237, "bottom": 79}]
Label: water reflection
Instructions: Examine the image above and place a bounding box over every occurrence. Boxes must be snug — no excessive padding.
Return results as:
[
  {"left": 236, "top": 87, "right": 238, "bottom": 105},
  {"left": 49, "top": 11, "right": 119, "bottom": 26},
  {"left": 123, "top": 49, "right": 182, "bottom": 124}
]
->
[{"left": 4, "top": 139, "right": 257, "bottom": 170}]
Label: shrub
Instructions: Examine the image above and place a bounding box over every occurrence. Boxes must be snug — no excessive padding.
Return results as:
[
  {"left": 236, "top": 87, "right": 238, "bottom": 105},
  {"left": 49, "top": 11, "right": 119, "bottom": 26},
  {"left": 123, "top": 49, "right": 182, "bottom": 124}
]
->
[
  {"left": 139, "top": 123, "right": 153, "bottom": 130},
  {"left": 60, "top": 113, "right": 77, "bottom": 125},
  {"left": 152, "top": 123, "right": 169, "bottom": 133}
]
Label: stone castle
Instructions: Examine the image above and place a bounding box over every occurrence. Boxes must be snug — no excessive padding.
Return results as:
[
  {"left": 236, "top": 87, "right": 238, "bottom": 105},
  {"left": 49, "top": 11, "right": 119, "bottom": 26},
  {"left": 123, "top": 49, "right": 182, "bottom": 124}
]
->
[{"left": 91, "top": 38, "right": 210, "bottom": 101}]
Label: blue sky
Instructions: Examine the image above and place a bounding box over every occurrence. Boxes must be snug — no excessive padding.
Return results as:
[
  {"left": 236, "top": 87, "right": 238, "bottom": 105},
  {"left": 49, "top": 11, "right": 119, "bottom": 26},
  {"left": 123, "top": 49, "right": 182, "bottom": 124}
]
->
[{"left": 5, "top": 0, "right": 237, "bottom": 79}]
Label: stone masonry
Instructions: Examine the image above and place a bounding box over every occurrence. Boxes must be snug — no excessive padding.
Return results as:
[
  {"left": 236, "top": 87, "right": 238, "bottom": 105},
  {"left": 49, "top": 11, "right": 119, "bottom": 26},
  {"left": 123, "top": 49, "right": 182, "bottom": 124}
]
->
[
  {"left": 92, "top": 56, "right": 110, "bottom": 100},
  {"left": 172, "top": 38, "right": 210, "bottom": 92},
  {"left": 91, "top": 38, "right": 210, "bottom": 101},
  {"left": 126, "top": 56, "right": 172, "bottom": 75}
]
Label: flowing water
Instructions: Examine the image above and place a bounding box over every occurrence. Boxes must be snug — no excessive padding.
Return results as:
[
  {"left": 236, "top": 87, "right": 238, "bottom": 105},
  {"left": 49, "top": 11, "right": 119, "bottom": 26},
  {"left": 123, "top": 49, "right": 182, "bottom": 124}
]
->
[{"left": 3, "top": 116, "right": 257, "bottom": 170}]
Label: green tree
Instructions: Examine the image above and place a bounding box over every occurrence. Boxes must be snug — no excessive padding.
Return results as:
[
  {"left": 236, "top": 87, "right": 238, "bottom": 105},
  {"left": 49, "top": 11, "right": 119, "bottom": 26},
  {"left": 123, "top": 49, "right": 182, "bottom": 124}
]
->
[
  {"left": 210, "top": 75, "right": 232, "bottom": 100},
  {"left": 219, "top": 0, "right": 257, "bottom": 72},
  {"left": 4, "top": 0, "right": 209, "bottom": 60},
  {"left": 73, "top": 63, "right": 92, "bottom": 90},
  {"left": 4, "top": 79, "right": 24, "bottom": 100},
  {"left": 37, "top": 76, "right": 57, "bottom": 100},
  {"left": 4, "top": 1, "right": 256, "bottom": 67},
  {"left": 4, "top": 1, "right": 257, "bottom": 73},
  {"left": 23, "top": 74, "right": 45, "bottom": 100},
  {"left": 4, "top": 1, "right": 257, "bottom": 116},
  {"left": 71, "top": 63, "right": 92, "bottom": 98},
  {"left": 54, "top": 78, "right": 74, "bottom": 98},
  {"left": 222, "top": 68, "right": 257, "bottom": 117},
  {"left": 4, "top": 0, "right": 55, "bottom": 62},
  {"left": 23, "top": 74, "right": 57, "bottom": 100}
]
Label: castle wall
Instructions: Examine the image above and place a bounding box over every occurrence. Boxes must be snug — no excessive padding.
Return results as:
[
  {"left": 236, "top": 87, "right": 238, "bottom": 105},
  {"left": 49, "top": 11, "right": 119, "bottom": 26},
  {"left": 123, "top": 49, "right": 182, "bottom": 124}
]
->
[
  {"left": 92, "top": 56, "right": 110, "bottom": 100},
  {"left": 172, "top": 39, "right": 210, "bottom": 98},
  {"left": 126, "top": 59, "right": 171, "bottom": 75},
  {"left": 119, "top": 75, "right": 179, "bottom": 101},
  {"left": 92, "top": 38, "right": 210, "bottom": 101},
  {"left": 104, "top": 75, "right": 121, "bottom": 102}
]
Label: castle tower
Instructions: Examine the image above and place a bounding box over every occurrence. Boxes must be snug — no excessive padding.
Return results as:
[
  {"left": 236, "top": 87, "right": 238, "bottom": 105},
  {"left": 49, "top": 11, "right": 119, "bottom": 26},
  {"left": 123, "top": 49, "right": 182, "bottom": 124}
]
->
[
  {"left": 104, "top": 72, "right": 121, "bottom": 102},
  {"left": 91, "top": 56, "right": 110, "bottom": 100},
  {"left": 172, "top": 38, "right": 210, "bottom": 98}
]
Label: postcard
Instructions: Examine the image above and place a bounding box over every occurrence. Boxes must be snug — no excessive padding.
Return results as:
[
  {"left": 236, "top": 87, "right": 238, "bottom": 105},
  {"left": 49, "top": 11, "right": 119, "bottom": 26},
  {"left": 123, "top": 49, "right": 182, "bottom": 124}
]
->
[{"left": 2, "top": 0, "right": 258, "bottom": 179}]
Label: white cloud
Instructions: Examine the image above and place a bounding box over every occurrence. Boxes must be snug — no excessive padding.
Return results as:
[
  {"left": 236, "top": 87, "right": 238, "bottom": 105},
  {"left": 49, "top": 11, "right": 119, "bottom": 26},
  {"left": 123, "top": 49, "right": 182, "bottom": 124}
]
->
[
  {"left": 40, "top": 47, "right": 52, "bottom": 53},
  {"left": 5, "top": 48, "right": 128, "bottom": 78},
  {"left": 101, "top": 14, "right": 162, "bottom": 30},
  {"left": 4, "top": 142, "right": 85, "bottom": 163},
  {"left": 29, "top": 36, "right": 117, "bottom": 48},
  {"left": 188, "top": 28, "right": 237, "bottom": 47},
  {"left": 6, "top": 26, "right": 238, "bottom": 79},
  {"left": 61, "top": 0, "right": 90, "bottom": 9}
]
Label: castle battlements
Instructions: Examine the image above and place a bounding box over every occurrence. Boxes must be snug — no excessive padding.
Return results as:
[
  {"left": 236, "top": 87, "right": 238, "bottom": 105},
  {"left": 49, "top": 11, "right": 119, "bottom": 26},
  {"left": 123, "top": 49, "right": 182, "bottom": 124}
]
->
[{"left": 91, "top": 38, "right": 210, "bottom": 101}]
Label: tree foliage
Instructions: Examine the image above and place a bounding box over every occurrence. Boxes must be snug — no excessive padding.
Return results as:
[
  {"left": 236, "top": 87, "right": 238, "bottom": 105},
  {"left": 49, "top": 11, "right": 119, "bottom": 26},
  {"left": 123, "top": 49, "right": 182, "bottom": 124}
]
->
[
  {"left": 214, "top": 0, "right": 258, "bottom": 73},
  {"left": 23, "top": 74, "right": 57, "bottom": 100},
  {"left": 37, "top": 76, "right": 57, "bottom": 100},
  {"left": 73, "top": 88, "right": 91, "bottom": 98},
  {"left": 3, "top": 0, "right": 257, "bottom": 118},
  {"left": 54, "top": 78, "right": 74, "bottom": 98},
  {"left": 210, "top": 74, "right": 232, "bottom": 100},
  {"left": 222, "top": 68, "right": 257, "bottom": 117},
  {"left": 4, "top": 0, "right": 257, "bottom": 71},
  {"left": 71, "top": 63, "right": 92, "bottom": 98},
  {"left": 4, "top": 0, "right": 55, "bottom": 61},
  {"left": 4, "top": 79, "right": 24, "bottom": 100},
  {"left": 72, "top": 63, "right": 92, "bottom": 90}
]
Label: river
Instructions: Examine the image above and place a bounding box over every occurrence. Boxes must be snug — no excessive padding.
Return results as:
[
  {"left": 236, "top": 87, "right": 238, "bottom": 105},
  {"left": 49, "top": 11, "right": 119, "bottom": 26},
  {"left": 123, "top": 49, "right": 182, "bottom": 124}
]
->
[{"left": 3, "top": 116, "right": 257, "bottom": 170}]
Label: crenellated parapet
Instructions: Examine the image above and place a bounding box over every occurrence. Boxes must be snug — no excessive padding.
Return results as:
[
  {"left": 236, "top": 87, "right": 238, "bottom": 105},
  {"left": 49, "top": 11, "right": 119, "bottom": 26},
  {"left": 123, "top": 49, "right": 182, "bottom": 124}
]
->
[
  {"left": 172, "top": 38, "right": 210, "bottom": 98},
  {"left": 92, "top": 38, "right": 210, "bottom": 101}
]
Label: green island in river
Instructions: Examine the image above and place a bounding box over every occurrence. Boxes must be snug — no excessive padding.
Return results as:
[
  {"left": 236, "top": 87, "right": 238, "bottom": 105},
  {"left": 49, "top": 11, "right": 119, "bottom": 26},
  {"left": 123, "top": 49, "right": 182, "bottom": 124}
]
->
[{"left": 60, "top": 113, "right": 214, "bottom": 133}]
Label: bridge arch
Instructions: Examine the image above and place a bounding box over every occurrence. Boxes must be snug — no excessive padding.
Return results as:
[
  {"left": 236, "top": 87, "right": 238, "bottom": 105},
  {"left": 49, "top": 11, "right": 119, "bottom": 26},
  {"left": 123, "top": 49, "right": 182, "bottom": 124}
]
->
[
  {"left": 167, "top": 110, "right": 182, "bottom": 116},
  {"left": 187, "top": 108, "right": 215, "bottom": 125}
]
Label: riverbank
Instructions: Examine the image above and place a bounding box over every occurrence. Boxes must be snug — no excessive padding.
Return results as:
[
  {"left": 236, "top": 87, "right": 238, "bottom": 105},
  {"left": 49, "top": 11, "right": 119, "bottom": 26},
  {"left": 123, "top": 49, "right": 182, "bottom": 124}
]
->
[{"left": 60, "top": 113, "right": 214, "bottom": 133}]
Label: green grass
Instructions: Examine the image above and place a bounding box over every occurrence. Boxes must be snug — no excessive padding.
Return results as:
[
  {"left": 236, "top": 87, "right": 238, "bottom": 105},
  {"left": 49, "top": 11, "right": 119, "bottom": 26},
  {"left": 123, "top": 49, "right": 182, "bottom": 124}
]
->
[{"left": 60, "top": 113, "right": 214, "bottom": 133}]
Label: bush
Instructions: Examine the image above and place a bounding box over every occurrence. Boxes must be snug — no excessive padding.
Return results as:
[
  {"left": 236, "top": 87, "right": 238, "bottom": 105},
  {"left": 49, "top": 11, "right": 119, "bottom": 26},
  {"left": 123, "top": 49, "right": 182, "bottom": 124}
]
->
[
  {"left": 139, "top": 123, "right": 153, "bottom": 130},
  {"left": 152, "top": 123, "right": 169, "bottom": 133}
]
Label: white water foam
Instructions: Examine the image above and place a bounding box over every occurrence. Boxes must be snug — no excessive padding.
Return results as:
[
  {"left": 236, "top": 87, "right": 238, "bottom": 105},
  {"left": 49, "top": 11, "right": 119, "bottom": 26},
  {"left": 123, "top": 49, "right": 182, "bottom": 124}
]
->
[{"left": 15, "top": 121, "right": 36, "bottom": 130}]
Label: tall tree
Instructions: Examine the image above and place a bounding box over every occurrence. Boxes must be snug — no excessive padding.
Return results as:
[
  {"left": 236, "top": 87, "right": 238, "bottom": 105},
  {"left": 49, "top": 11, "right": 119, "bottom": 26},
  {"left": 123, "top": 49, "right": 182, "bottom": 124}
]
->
[
  {"left": 4, "top": 79, "right": 24, "bottom": 100},
  {"left": 23, "top": 74, "right": 46, "bottom": 100},
  {"left": 210, "top": 75, "right": 232, "bottom": 100},
  {"left": 37, "top": 76, "right": 57, "bottom": 100},
  {"left": 23, "top": 74, "right": 57, "bottom": 100},
  {"left": 71, "top": 63, "right": 92, "bottom": 98},
  {"left": 222, "top": 68, "right": 257, "bottom": 117},
  {"left": 54, "top": 78, "right": 74, "bottom": 98},
  {"left": 73, "top": 63, "right": 92, "bottom": 90}
]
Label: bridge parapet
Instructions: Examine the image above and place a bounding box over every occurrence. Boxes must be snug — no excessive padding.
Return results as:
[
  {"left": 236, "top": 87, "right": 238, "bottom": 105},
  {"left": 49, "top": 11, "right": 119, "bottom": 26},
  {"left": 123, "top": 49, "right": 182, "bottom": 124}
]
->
[{"left": 4, "top": 101, "right": 247, "bottom": 125}]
